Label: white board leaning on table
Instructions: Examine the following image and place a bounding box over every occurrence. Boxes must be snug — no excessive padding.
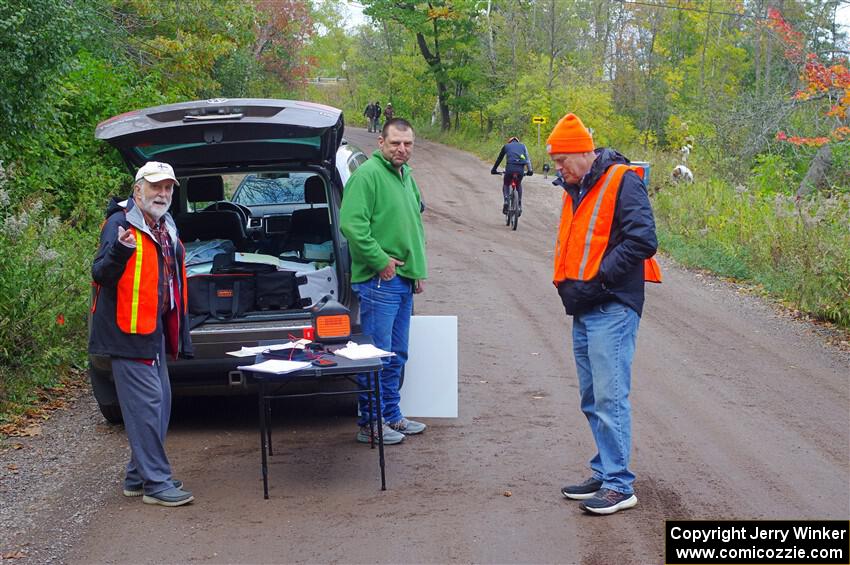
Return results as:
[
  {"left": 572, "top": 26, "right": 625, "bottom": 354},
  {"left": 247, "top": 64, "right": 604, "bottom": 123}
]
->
[{"left": 398, "top": 315, "right": 458, "bottom": 418}]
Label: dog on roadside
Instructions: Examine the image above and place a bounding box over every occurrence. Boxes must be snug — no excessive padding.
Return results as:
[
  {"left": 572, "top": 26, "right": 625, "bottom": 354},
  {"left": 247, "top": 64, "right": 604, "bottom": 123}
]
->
[
  {"left": 680, "top": 144, "right": 692, "bottom": 163},
  {"left": 671, "top": 164, "right": 694, "bottom": 183}
]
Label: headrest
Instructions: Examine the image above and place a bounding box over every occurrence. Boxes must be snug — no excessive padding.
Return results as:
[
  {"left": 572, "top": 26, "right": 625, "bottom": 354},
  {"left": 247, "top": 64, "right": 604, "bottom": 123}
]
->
[
  {"left": 304, "top": 176, "right": 327, "bottom": 204},
  {"left": 186, "top": 176, "right": 224, "bottom": 203}
]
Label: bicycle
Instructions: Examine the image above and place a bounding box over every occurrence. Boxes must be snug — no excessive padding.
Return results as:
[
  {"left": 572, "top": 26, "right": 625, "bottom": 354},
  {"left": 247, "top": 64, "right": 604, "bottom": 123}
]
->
[{"left": 492, "top": 170, "right": 526, "bottom": 231}]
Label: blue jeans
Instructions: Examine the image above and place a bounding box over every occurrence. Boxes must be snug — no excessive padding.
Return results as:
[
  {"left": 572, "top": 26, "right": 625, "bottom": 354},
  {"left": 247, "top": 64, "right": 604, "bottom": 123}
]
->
[
  {"left": 572, "top": 301, "right": 640, "bottom": 495},
  {"left": 352, "top": 275, "right": 413, "bottom": 426}
]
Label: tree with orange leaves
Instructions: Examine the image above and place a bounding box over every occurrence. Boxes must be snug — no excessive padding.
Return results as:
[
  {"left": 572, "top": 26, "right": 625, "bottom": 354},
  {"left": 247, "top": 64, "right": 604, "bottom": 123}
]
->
[
  {"left": 253, "top": 0, "right": 314, "bottom": 88},
  {"left": 765, "top": 8, "right": 849, "bottom": 196}
]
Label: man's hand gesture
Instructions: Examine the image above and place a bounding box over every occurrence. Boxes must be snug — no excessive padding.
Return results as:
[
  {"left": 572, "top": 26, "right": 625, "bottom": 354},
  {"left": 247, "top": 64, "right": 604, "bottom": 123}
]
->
[{"left": 117, "top": 225, "right": 136, "bottom": 248}]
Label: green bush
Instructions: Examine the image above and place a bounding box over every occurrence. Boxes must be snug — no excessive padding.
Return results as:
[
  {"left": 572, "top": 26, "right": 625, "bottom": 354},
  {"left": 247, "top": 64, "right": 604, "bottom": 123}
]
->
[
  {"left": 0, "top": 50, "right": 167, "bottom": 420},
  {"left": 0, "top": 162, "right": 93, "bottom": 418}
]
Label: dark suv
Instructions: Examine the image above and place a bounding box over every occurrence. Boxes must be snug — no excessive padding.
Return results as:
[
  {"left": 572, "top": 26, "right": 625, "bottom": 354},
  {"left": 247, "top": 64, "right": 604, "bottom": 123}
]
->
[{"left": 89, "top": 98, "right": 367, "bottom": 423}]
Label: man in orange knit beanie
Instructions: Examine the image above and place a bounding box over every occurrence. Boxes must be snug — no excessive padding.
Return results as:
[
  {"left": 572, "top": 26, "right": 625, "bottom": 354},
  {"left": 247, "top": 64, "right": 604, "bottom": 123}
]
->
[{"left": 547, "top": 113, "right": 659, "bottom": 515}]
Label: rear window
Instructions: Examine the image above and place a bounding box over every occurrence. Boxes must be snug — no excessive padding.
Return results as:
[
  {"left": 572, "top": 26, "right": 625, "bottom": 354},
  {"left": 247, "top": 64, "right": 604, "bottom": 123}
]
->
[
  {"left": 133, "top": 137, "right": 322, "bottom": 161},
  {"left": 232, "top": 173, "right": 317, "bottom": 206}
]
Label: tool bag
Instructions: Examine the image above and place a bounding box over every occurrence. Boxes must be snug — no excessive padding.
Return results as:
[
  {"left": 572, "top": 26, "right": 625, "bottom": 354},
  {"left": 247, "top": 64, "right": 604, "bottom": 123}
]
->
[
  {"left": 187, "top": 273, "right": 256, "bottom": 322},
  {"left": 255, "top": 270, "right": 310, "bottom": 310},
  {"left": 186, "top": 253, "right": 274, "bottom": 326},
  {"left": 213, "top": 252, "right": 309, "bottom": 310}
]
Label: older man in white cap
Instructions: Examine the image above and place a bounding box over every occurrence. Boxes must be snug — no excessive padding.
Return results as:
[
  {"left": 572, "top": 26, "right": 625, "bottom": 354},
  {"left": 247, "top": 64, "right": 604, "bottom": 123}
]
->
[{"left": 89, "top": 161, "right": 195, "bottom": 506}]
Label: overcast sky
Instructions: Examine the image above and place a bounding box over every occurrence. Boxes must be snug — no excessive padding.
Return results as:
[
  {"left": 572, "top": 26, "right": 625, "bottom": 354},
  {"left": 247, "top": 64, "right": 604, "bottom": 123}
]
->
[{"left": 837, "top": 3, "right": 850, "bottom": 31}]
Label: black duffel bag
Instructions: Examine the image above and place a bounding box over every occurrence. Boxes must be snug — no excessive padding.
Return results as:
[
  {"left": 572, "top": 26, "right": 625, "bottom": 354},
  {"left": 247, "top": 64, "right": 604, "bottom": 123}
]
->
[
  {"left": 212, "top": 252, "right": 277, "bottom": 276},
  {"left": 187, "top": 273, "right": 256, "bottom": 322},
  {"left": 255, "top": 270, "right": 310, "bottom": 310}
]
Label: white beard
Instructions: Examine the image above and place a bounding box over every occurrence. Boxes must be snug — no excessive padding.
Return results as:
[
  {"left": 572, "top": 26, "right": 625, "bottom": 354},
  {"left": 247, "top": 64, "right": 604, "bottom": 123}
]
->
[{"left": 137, "top": 193, "right": 170, "bottom": 222}]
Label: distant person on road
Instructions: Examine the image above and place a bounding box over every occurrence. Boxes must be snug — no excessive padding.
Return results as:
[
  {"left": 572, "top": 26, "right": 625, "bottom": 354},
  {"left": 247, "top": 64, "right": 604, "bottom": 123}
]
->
[
  {"left": 383, "top": 102, "right": 394, "bottom": 125},
  {"left": 89, "top": 161, "right": 195, "bottom": 507},
  {"left": 491, "top": 136, "right": 533, "bottom": 215},
  {"left": 371, "top": 101, "right": 383, "bottom": 134},
  {"left": 364, "top": 102, "right": 376, "bottom": 132},
  {"left": 340, "top": 118, "right": 428, "bottom": 445},
  {"left": 546, "top": 113, "right": 660, "bottom": 515}
]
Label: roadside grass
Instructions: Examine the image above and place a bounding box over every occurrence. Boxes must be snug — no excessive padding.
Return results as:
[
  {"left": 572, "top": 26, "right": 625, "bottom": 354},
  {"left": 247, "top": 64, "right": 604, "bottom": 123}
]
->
[
  {"left": 653, "top": 179, "right": 850, "bottom": 328},
  {"left": 416, "top": 127, "right": 850, "bottom": 330}
]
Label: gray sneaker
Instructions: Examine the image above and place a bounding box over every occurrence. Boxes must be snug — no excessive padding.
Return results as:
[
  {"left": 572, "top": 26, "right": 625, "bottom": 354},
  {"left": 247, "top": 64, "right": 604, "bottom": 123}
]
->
[
  {"left": 142, "top": 486, "right": 194, "bottom": 507},
  {"left": 561, "top": 477, "right": 603, "bottom": 500},
  {"left": 356, "top": 424, "right": 405, "bottom": 445},
  {"left": 123, "top": 479, "right": 183, "bottom": 498},
  {"left": 388, "top": 418, "right": 426, "bottom": 435},
  {"left": 579, "top": 488, "right": 637, "bottom": 515}
]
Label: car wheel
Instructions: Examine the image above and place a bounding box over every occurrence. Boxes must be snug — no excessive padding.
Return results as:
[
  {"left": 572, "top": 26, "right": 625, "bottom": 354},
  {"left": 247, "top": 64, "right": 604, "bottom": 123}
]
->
[{"left": 97, "top": 402, "right": 123, "bottom": 424}]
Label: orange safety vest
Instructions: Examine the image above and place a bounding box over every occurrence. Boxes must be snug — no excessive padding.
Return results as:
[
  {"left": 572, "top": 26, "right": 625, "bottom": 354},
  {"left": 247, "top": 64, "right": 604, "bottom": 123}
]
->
[
  {"left": 116, "top": 227, "right": 159, "bottom": 334},
  {"left": 553, "top": 164, "right": 662, "bottom": 285}
]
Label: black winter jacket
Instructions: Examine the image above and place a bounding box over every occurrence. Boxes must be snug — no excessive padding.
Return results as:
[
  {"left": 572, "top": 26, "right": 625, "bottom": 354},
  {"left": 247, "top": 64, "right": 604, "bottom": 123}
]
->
[
  {"left": 88, "top": 197, "right": 194, "bottom": 360},
  {"left": 554, "top": 148, "right": 657, "bottom": 316}
]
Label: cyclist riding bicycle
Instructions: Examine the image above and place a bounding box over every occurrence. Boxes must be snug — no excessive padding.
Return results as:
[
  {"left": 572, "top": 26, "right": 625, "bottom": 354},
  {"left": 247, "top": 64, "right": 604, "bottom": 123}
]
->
[{"left": 491, "top": 136, "right": 533, "bottom": 215}]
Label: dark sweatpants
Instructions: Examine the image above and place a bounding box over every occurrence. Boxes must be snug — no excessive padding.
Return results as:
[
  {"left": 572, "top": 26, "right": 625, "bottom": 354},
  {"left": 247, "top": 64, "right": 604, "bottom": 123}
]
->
[
  {"left": 112, "top": 338, "right": 174, "bottom": 496},
  {"left": 502, "top": 171, "right": 524, "bottom": 206}
]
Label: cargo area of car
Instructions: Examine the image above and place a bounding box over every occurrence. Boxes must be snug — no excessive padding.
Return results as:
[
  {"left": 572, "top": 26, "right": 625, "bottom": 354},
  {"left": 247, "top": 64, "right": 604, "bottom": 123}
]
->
[{"left": 178, "top": 170, "right": 341, "bottom": 331}]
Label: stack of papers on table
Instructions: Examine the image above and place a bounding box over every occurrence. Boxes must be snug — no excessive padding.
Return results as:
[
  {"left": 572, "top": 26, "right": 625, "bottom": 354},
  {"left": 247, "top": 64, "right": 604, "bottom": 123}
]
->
[
  {"left": 237, "top": 359, "right": 311, "bottom": 374},
  {"left": 333, "top": 342, "right": 395, "bottom": 360}
]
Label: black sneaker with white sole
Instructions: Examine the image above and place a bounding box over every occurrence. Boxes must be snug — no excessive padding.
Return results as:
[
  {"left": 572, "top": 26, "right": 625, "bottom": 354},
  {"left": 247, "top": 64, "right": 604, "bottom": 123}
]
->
[
  {"left": 561, "top": 477, "right": 603, "bottom": 500},
  {"left": 579, "top": 488, "right": 637, "bottom": 515}
]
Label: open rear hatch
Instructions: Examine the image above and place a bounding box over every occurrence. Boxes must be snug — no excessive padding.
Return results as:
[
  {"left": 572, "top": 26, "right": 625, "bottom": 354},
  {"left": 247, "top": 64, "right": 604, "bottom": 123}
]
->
[{"left": 95, "top": 98, "right": 344, "bottom": 175}]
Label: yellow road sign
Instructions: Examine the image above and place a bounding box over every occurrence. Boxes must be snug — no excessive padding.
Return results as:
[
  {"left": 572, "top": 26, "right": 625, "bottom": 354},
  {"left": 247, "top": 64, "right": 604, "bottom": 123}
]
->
[{"left": 532, "top": 116, "right": 547, "bottom": 124}]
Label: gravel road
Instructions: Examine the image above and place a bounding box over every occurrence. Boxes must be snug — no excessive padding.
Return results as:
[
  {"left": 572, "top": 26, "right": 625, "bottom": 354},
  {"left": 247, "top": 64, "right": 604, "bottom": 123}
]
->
[{"left": 1, "top": 128, "right": 847, "bottom": 564}]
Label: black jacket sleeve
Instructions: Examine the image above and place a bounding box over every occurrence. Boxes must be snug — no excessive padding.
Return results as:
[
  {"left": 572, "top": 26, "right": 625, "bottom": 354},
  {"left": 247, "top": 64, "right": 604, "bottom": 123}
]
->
[
  {"left": 92, "top": 214, "right": 135, "bottom": 288},
  {"left": 599, "top": 171, "right": 658, "bottom": 284}
]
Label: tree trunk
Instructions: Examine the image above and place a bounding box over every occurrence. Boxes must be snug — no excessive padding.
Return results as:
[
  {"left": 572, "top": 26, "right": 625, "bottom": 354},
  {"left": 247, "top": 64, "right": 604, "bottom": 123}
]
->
[
  {"left": 415, "top": 31, "right": 451, "bottom": 131},
  {"left": 485, "top": 0, "right": 496, "bottom": 71},
  {"left": 797, "top": 144, "right": 832, "bottom": 198},
  {"left": 382, "top": 21, "right": 395, "bottom": 102},
  {"left": 699, "top": 0, "right": 712, "bottom": 94}
]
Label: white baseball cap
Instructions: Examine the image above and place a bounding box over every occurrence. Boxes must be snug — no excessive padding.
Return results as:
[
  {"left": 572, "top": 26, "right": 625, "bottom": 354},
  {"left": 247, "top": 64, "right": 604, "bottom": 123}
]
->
[{"left": 135, "top": 161, "right": 180, "bottom": 186}]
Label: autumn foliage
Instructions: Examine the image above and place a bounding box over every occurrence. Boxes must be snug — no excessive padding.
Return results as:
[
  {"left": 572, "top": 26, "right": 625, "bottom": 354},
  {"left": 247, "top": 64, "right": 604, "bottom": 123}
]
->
[
  {"left": 766, "top": 8, "right": 850, "bottom": 146},
  {"left": 253, "top": 0, "right": 314, "bottom": 85}
]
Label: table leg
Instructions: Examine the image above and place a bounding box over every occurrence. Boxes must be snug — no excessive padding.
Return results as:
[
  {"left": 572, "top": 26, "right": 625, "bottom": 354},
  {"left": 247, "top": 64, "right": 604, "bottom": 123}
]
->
[
  {"left": 266, "top": 397, "right": 273, "bottom": 457},
  {"left": 374, "top": 369, "right": 386, "bottom": 490},
  {"left": 367, "top": 373, "right": 375, "bottom": 448},
  {"left": 259, "top": 380, "right": 269, "bottom": 500}
]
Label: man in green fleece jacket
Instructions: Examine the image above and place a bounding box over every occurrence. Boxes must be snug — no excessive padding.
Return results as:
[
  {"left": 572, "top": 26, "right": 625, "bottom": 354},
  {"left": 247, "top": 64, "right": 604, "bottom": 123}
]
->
[{"left": 340, "top": 117, "right": 428, "bottom": 445}]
